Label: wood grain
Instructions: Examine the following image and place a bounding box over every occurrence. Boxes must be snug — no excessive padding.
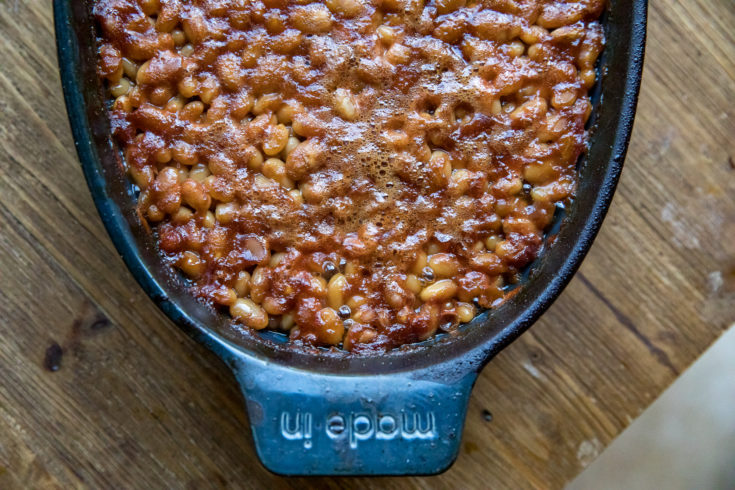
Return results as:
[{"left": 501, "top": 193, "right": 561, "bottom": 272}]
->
[{"left": 0, "top": 1, "right": 733, "bottom": 488}]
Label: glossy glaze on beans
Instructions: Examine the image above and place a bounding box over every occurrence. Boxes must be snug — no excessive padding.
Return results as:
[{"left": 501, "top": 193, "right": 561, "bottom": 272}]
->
[{"left": 95, "top": 0, "right": 604, "bottom": 353}]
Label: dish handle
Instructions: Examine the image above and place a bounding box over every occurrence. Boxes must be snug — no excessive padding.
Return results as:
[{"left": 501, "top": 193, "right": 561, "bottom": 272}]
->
[{"left": 221, "top": 349, "right": 477, "bottom": 476}]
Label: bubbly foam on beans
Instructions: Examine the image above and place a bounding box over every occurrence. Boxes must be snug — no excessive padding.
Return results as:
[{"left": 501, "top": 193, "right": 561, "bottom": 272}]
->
[{"left": 95, "top": 0, "right": 605, "bottom": 352}]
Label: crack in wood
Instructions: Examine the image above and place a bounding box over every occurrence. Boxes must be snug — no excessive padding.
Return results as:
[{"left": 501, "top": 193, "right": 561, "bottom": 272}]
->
[{"left": 577, "top": 272, "right": 679, "bottom": 376}]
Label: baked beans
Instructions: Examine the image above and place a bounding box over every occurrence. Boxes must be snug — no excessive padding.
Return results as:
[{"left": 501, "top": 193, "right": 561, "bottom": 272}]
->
[{"left": 95, "top": 0, "right": 605, "bottom": 352}]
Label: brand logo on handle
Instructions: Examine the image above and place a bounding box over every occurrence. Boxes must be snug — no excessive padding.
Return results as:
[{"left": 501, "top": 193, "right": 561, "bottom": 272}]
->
[{"left": 279, "top": 411, "right": 436, "bottom": 449}]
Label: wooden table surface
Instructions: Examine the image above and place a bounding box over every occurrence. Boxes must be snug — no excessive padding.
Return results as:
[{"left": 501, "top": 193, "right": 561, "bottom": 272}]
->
[{"left": 1, "top": 1, "right": 733, "bottom": 488}]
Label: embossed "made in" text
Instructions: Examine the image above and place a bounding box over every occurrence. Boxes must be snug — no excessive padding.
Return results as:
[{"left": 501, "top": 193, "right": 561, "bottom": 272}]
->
[{"left": 280, "top": 411, "right": 436, "bottom": 449}]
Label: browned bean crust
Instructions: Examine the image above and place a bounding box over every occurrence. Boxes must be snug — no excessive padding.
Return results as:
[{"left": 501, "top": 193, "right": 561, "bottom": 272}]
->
[{"left": 95, "top": 0, "right": 604, "bottom": 353}]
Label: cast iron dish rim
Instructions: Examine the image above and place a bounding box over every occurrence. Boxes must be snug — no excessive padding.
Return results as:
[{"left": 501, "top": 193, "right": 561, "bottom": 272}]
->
[{"left": 54, "top": 0, "right": 646, "bottom": 377}]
